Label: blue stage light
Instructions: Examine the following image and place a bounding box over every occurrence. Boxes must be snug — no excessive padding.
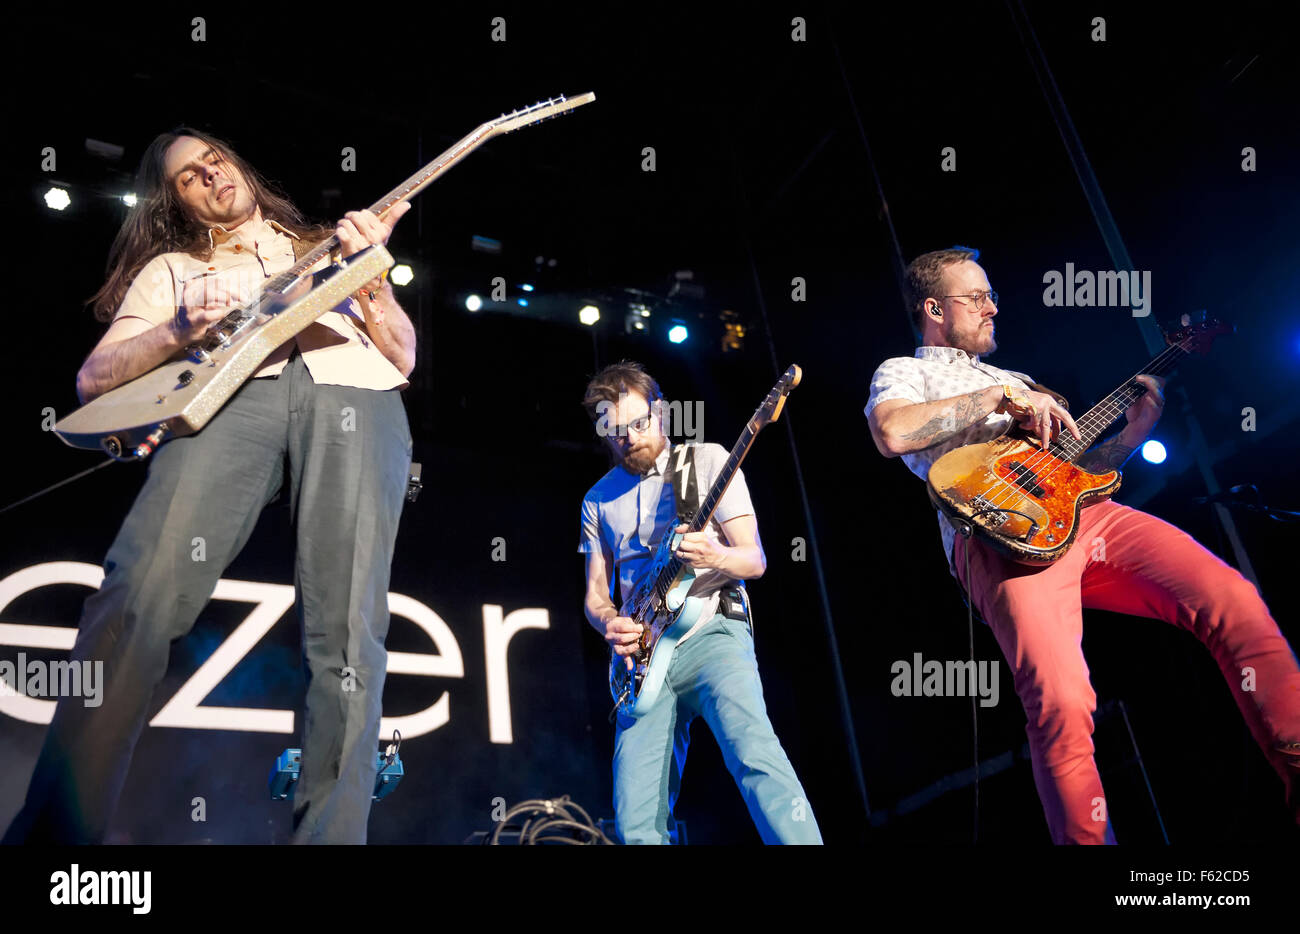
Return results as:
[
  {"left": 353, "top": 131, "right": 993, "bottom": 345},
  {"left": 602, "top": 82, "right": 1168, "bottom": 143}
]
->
[
  {"left": 668, "top": 324, "right": 688, "bottom": 344},
  {"left": 1141, "top": 440, "right": 1166, "bottom": 464},
  {"left": 517, "top": 298, "right": 529, "bottom": 307}
]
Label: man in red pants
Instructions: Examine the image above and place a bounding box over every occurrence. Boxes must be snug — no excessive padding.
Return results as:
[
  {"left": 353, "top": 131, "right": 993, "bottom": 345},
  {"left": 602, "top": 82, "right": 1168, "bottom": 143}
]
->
[{"left": 865, "top": 246, "right": 1300, "bottom": 843}]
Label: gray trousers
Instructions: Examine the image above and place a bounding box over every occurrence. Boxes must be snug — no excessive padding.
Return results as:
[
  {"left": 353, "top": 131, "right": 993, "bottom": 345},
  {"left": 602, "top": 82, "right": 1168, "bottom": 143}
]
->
[{"left": 3, "top": 351, "right": 411, "bottom": 844}]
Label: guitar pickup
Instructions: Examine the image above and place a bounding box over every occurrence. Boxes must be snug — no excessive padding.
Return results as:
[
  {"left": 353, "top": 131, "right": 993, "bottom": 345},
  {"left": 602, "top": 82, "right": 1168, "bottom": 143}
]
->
[{"left": 1003, "top": 461, "right": 1047, "bottom": 498}]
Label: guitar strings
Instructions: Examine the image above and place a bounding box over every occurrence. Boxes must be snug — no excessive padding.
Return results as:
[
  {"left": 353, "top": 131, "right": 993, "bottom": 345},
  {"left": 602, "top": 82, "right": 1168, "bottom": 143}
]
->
[
  {"left": 970, "top": 340, "right": 1189, "bottom": 531},
  {"left": 997, "top": 342, "right": 1185, "bottom": 496},
  {"left": 977, "top": 359, "right": 1180, "bottom": 520},
  {"left": 978, "top": 344, "right": 1183, "bottom": 513}
]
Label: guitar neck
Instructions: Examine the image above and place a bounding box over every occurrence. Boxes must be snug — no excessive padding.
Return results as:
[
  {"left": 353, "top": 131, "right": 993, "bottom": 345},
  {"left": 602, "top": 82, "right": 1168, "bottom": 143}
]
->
[
  {"left": 689, "top": 424, "right": 759, "bottom": 533},
  {"left": 268, "top": 124, "right": 494, "bottom": 287},
  {"left": 264, "top": 93, "right": 595, "bottom": 293},
  {"left": 649, "top": 419, "right": 763, "bottom": 597},
  {"left": 1051, "top": 342, "right": 1189, "bottom": 462}
]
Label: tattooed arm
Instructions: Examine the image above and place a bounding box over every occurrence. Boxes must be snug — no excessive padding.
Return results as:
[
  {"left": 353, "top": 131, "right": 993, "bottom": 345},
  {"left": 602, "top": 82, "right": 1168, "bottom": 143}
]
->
[
  {"left": 868, "top": 386, "right": 1004, "bottom": 457},
  {"left": 1075, "top": 436, "right": 1137, "bottom": 474}
]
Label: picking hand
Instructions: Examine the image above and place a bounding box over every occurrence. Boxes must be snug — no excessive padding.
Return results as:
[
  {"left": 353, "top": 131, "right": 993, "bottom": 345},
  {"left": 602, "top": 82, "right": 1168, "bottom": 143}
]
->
[
  {"left": 1007, "top": 388, "right": 1082, "bottom": 451},
  {"left": 174, "top": 274, "right": 251, "bottom": 342}
]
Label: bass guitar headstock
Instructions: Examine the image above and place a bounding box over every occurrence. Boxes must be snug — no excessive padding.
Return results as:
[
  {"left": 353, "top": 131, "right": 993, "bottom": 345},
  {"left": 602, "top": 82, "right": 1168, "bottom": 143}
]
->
[
  {"left": 751, "top": 364, "right": 802, "bottom": 432},
  {"left": 1164, "top": 313, "right": 1233, "bottom": 355}
]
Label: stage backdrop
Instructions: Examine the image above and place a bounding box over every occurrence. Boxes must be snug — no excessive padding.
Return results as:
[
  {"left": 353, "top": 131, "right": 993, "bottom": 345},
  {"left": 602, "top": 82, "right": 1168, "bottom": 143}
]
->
[{"left": 0, "top": 433, "right": 636, "bottom": 844}]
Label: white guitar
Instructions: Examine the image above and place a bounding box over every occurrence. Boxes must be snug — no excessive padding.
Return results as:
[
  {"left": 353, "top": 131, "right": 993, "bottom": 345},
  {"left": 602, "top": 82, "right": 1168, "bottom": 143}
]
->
[{"left": 54, "top": 92, "right": 597, "bottom": 460}]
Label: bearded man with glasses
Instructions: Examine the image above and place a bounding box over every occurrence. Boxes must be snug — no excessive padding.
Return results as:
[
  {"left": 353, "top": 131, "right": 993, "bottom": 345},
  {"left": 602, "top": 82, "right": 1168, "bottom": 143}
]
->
[
  {"left": 864, "top": 246, "right": 1300, "bottom": 844},
  {"left": 578, "top": 361, "right": 822, "bottom": 844}
]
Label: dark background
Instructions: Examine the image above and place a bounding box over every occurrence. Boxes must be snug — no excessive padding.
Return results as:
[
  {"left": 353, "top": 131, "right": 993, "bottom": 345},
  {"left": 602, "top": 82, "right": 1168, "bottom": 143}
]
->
[{"left": 1, "top": 2, "right": 1298, "bottom": 844}]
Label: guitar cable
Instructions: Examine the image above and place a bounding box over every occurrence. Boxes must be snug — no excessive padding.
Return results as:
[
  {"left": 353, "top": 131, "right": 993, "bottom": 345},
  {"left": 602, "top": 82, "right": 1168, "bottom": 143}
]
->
[
  {"left": 0, "top": 457, "right": 117, "bottom": 518},
  {"left": 953, "top": 516, "right": 981, "bottom": 845}
]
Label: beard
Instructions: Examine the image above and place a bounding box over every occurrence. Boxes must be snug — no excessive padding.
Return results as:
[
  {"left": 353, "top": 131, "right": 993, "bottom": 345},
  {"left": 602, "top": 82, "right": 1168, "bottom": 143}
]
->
[
  {"left": 620, "top": 434, "right": 667, "bottom": 474},
  {"left": 951, "top": 320, "right": 996, "bottom": 356}
]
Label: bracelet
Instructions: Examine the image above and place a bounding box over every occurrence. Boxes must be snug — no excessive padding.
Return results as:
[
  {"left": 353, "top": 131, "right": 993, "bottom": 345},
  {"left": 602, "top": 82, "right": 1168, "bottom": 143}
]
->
[{"left": 996, "top": 384, "right": 1036, "bottom": 420}]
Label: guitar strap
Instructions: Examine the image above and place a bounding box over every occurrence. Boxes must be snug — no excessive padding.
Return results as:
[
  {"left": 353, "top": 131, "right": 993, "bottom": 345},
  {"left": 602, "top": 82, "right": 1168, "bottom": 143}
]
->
[
  {"left": 668, "top": 443, "right": 699, "bottom": 523},
  {"left": 288, "top": 232, "right": 331, "bottom": 262},
  {"left": 667, "top": 443, "right": 753, "bottom": 631}
]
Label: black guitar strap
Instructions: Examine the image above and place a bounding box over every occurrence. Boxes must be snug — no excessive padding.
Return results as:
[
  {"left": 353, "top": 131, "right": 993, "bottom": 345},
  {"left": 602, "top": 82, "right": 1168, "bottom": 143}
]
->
[
  {"left": 666, "top": 443, "right": 753, "bottom": 631},
  {"left": 668, "top": 443, "right": 698, "bottom": 523}
]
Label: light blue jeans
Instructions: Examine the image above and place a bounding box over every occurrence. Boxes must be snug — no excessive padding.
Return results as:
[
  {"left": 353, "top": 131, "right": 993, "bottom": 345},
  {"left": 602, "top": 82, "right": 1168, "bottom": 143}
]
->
[{"left": 613, "top": 613, "right": 822, "bottom": 844}]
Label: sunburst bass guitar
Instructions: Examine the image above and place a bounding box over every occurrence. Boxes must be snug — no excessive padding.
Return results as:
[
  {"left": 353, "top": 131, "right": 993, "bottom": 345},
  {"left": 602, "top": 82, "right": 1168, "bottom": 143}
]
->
[
  {"left": 927, "top": 317, "right": 1230, "bottom": 564},
  {"left": 609, "top": 365, "right": 801, "bottom": 720},
  {"left": 54, "top": 93, "right": 596, "bottom": 460}
]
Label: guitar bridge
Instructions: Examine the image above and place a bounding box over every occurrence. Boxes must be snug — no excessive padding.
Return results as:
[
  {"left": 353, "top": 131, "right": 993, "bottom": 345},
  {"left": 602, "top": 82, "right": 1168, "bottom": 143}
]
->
[
  {"left": 971, "top": 495, "right": 1039, "bottom": 542},
  {"left": 971, "top": 494, "right": 1009, "bottom": 528}
]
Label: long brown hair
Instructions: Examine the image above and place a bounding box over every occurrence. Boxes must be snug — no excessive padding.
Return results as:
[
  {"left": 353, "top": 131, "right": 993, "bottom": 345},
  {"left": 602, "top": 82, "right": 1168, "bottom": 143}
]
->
[{"left": 88, "top": 127, "right": 335, "bottom": 322}]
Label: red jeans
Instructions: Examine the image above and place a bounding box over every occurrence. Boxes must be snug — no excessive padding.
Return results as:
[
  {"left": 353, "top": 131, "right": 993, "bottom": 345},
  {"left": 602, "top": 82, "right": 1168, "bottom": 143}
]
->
[{"left": 954, "top": 499, "right": 1300, "bottom": 844}]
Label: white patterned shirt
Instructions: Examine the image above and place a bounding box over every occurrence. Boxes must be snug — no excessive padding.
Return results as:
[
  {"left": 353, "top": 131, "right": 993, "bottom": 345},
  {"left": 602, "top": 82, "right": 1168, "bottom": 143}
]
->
[{"left": 864, "top": 346, "right": 1038, "bottom": 572}]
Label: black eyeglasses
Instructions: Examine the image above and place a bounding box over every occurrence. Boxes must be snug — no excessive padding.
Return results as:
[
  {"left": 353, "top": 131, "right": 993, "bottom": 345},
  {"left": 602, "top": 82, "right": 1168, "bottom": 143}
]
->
[
  {"left": 609, "top": 413, "right": 653, "bottom": 436},
  {"left": 939, "top": 290, "right": 998, "bottom": 311}
]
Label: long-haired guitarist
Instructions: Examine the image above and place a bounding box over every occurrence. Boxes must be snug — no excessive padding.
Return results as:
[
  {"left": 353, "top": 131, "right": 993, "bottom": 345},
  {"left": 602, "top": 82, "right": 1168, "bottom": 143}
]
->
[
  {"left": 865, "top": 246, "right": 1300, "bottom": 844},
  {"left": 579, "top": 362, "right": 822, "bottom": 844},
  {"left": 3, "top": 129, "right": 416, "bottom": 844}
]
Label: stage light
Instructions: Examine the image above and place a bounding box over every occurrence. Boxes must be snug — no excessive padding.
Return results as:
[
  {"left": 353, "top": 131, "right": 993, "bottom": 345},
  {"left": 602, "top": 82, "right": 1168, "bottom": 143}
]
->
[
  {"left": 122, "top": 193, "right": 138, "bottom": 207},
  {"left": 465, "top": 294, "right": 483, "bottom": 312},
  {"left": 44, "top": 187, "right": 70, "bottom": 211},
  {"left": 721, "top": 309, "right": 744, "bottom": 352},
  {"left": 517, "top": 298, "right": 529, "bottom": 307},
  {"left": 520, "top": 283, "right": 535, "bottom": 292},
  {"left": 626, "top": 303, "right": 652, "bottom": 335},
  {"left": 390, "top": 264, "right": 413, "bottom": 286},
  {"left": 1141, "top": 440, "right": 1166, "bottom": 464},
  {"left": 579, "top": 305, "right": 600, "bottom": 326},
  {"left": 668, "top": 323, "right": 689, "bottom": 344}
]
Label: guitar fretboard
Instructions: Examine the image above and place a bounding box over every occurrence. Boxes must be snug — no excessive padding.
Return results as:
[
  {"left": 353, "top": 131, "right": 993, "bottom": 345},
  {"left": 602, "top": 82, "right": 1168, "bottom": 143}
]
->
[
  {"left": 645, "top": 422, "right": 760, "bottom": 606},
  {"left": 1049, "top": 341, "right": 1189, "bottom": 462}
]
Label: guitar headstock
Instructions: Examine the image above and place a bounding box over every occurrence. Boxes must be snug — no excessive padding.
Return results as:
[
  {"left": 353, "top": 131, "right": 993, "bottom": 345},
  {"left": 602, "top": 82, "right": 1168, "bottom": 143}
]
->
[
  {"left": 489, "top": 92, "right": 597, "bottom": 136},
  {"left": 1164, "top": 314, "right": 1233, "bottom": 355},
  {"left": 752, "top": 365, "right": 802, "bottom": 431}
]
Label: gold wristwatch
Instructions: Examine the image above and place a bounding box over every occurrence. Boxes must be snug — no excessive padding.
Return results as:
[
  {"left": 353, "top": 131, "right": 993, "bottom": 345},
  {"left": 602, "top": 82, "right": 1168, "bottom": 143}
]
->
[{"left": 996, "top": 384, "right": 1036, "bottom": 420}]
